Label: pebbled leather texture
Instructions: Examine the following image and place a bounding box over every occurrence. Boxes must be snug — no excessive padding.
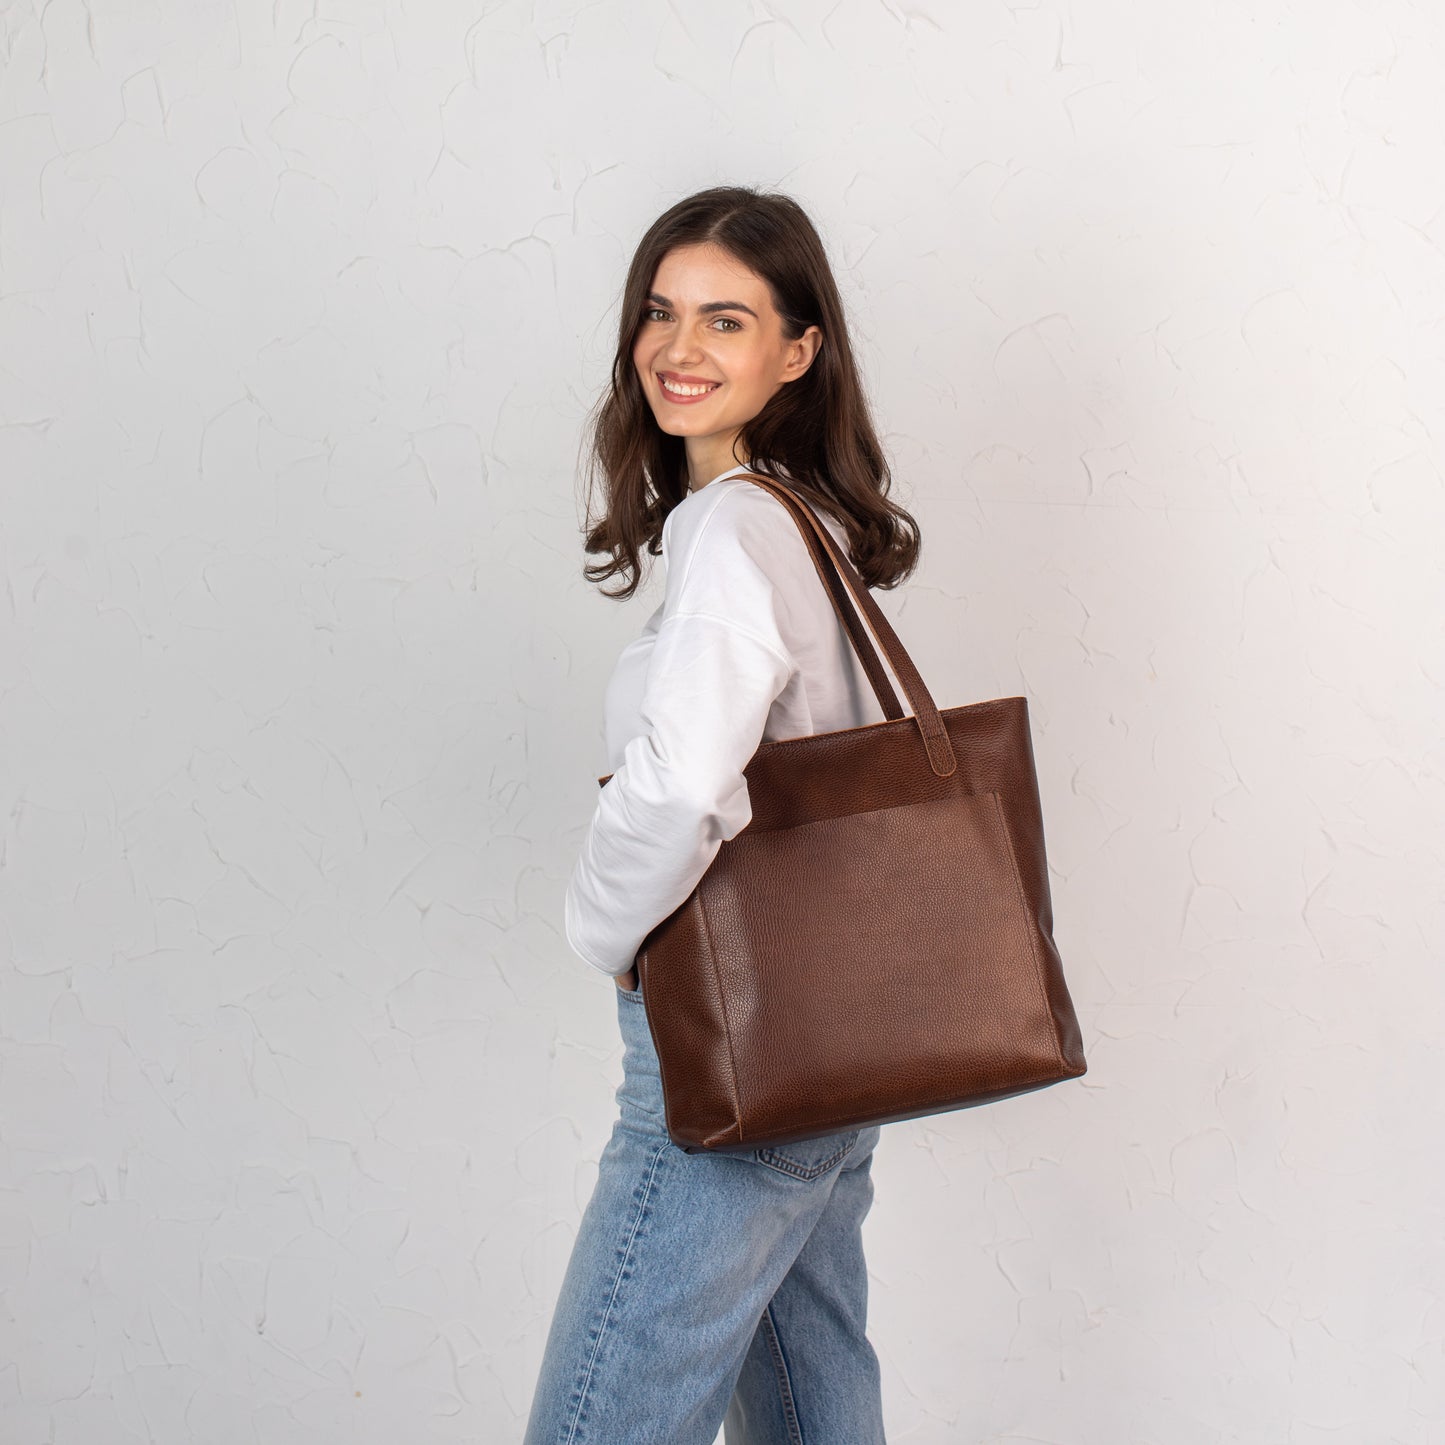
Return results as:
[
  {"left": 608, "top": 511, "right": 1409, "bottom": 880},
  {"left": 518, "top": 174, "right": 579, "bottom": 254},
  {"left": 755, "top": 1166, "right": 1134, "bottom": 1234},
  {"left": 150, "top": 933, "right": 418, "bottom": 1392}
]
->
[{"left": 598, "top": 473, "right": 1087, "bottom": 1153}]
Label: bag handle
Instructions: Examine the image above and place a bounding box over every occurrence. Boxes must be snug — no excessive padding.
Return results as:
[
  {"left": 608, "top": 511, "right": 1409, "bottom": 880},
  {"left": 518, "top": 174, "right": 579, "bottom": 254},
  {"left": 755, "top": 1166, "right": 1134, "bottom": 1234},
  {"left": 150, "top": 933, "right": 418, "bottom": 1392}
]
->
[
  {"left": 745, "top": 482, "right": 906, "bottom": 722},
  {"left": 736, "top": 473, "right": 957, "bottom": 779},
  {"left": 597, "top": 473, "right": 958, "bottom": 787}
]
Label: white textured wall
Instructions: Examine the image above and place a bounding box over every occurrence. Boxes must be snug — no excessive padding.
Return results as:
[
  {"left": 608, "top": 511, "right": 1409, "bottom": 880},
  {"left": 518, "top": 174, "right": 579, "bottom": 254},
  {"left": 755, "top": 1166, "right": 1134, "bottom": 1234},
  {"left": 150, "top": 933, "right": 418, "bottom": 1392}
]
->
[{"left": 2, "top": 2, "right": 1441, "bottom": 1441}]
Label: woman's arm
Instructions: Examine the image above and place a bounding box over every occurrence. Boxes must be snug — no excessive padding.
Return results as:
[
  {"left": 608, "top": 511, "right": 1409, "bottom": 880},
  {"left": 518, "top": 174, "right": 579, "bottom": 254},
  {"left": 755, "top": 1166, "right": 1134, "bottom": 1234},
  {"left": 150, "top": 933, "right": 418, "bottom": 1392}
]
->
[
  {"left": 563, "top": 605, "right": 794, "bottom": 976},
  {"left": 564, "top": 483, "right": 805, "bottom": 985}
]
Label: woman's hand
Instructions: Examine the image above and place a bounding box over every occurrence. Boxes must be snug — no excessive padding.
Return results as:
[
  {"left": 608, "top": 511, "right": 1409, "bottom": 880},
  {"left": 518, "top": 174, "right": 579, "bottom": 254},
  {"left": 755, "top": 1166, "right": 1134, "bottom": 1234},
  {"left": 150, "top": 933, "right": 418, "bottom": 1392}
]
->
[{"left": 615, "top": 966, "right": 639, "bottom": 992}]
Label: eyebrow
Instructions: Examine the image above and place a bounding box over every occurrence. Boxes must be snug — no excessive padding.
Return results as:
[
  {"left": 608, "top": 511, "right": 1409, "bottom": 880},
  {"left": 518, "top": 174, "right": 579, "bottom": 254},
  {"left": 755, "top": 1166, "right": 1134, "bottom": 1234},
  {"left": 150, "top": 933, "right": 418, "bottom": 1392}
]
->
[{"left": 646, "top": 291, "right": 759, "bottom": 319}]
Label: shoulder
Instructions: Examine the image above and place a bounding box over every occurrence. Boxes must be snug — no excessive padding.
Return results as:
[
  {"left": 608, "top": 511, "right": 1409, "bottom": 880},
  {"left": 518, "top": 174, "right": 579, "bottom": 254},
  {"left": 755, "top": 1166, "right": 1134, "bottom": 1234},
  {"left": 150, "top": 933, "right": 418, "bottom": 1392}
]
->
[
  {"left": 663, "top": 476, "right": 808, "bottom": 577},
  {"left": 659, "top": 476, "right": 820, "bottom": 623}
]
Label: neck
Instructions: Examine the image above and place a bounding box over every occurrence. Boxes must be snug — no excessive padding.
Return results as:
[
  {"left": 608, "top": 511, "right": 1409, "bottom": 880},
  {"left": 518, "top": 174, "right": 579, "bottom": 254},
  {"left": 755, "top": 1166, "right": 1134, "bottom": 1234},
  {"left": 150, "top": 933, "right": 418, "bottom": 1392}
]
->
[{"left": 685, "top": 433, "right": 748, "bottom": 492}]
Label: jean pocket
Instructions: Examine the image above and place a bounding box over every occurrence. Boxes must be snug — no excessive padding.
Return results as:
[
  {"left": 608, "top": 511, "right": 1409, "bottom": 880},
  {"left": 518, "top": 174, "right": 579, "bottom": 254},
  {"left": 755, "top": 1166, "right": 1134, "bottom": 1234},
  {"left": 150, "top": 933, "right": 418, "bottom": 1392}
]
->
[{"left": 751, "top": 1129, "right": 862, "bottom": 1181}]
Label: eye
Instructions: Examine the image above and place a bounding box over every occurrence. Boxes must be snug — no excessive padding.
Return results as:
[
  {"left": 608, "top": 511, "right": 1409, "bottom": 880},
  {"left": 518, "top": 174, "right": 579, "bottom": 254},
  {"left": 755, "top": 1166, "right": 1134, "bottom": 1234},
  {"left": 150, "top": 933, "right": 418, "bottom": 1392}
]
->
[
  {"left": 643, "top": 307, "right": 670, "bottom": 322},
  {"left": 713, "top": 317, "right": 742, "bottom": 332}
]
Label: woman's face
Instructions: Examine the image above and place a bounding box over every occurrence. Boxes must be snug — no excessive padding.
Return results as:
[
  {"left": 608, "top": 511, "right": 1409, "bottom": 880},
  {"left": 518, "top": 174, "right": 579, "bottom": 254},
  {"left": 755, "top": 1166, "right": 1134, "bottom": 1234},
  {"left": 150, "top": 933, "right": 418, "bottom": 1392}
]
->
[{"left": 632, "top": 242, "right": 820, "bottom": 485}]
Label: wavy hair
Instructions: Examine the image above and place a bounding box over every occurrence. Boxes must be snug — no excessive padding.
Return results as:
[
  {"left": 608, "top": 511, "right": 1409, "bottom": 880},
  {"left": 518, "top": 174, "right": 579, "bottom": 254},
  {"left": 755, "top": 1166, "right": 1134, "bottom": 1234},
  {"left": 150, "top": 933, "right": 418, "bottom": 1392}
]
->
[{"left": 578, "top": 185, "right": 920, "bottom": 600}]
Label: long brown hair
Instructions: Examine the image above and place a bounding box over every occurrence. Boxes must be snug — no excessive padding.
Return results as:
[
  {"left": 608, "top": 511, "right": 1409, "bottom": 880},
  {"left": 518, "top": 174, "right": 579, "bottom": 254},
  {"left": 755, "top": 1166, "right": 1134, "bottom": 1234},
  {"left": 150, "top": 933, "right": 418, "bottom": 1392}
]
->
[{"left": 578, "top": 185, "right": 921, "bottom": 600}]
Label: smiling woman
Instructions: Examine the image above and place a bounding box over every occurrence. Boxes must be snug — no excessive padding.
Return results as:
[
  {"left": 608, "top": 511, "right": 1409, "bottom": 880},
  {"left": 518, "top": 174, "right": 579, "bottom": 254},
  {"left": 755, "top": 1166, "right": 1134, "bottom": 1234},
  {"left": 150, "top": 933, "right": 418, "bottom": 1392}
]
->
[
  {"left": 576, "top": 185, "right": 919, "bottom": 603},
  {"left": 631, "top": 244, "right": 821, "bottom": 487},
  {"left": 526, "top": 185, "right": 919, "bottom": 1445}
]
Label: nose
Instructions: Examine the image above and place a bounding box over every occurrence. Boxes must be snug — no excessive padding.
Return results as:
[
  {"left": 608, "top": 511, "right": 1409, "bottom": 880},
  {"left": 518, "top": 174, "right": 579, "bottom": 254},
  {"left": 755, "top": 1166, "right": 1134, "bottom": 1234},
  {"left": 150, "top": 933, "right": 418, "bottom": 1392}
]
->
[{"left": 664, "top": 327, "right": 704, "bottom": 365}]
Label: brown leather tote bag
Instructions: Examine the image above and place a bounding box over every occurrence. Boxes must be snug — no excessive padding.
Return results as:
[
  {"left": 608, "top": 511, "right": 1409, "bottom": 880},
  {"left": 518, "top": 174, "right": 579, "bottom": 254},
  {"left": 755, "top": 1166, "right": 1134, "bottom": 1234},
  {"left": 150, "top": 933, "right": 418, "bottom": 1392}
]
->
[{"left": 596, "top": 473, "right": 1087, "bottom": 1153}]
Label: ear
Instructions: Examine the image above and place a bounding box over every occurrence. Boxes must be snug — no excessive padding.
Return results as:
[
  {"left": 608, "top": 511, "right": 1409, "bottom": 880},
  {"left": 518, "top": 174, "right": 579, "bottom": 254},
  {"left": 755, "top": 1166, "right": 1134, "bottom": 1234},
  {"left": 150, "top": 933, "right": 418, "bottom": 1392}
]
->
[{"left": 780, "top": 324, "right": 823, "bottom": 383}]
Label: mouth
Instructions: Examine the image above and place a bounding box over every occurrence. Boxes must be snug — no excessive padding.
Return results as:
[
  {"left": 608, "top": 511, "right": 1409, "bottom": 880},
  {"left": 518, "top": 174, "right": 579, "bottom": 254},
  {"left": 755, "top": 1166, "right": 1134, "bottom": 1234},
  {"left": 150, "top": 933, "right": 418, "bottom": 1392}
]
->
[{"left": 658, "top": 373, "right": 723, "bottom": 404}]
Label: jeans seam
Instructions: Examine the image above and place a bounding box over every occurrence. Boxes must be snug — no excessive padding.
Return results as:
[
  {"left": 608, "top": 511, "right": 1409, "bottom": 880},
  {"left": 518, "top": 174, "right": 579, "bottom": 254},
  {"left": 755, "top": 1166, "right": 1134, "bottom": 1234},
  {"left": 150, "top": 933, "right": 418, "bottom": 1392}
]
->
[
  {"left": 760, "top": 1302, "right": 805, "bottom": 1445},
  {"left": 559, "top": 1140, "right": 668, "bottom": 1445},
  {"left": 754, "top": 1134, "right": 857, "bottom": 1180}
]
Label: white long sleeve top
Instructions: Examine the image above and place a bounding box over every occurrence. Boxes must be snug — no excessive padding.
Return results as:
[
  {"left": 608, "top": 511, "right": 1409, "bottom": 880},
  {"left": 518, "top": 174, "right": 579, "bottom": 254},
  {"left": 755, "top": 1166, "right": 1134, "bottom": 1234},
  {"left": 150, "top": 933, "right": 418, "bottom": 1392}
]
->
[{"left": 563, "top": 459, "right": 902, "bottom": 977}]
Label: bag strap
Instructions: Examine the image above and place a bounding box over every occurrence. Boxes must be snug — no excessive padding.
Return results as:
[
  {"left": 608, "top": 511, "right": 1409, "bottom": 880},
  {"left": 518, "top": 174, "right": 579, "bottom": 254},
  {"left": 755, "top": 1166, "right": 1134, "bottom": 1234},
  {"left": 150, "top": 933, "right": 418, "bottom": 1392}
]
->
[
  {"left": 747, "top": 484, "right": 906, "bottom": 722},
  {"left": 736, "top": 472, "right": 958, "bottom": 779}
]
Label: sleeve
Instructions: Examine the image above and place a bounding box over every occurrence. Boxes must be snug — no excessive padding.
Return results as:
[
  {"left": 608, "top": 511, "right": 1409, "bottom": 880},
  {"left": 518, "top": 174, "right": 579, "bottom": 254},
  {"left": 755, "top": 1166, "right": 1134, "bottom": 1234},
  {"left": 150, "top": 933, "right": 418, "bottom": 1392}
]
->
[{"left": 563, "top": 487, "right": 800, "bottom": 976}]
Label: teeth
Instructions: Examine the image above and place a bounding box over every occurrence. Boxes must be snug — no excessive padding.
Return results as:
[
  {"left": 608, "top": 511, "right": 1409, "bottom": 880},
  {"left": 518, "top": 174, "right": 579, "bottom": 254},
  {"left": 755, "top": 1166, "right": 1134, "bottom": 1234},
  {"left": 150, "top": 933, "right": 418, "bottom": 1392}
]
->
[{"left": 662, "top": 377, "right": 719, "bottom": 396}]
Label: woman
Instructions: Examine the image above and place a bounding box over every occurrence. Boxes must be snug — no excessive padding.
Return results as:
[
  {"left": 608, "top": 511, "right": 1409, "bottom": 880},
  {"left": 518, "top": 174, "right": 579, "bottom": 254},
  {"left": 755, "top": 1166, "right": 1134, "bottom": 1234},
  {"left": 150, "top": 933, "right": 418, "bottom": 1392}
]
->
[{"left": 525, "top": 185, "right": 921, "bottom": 1445}]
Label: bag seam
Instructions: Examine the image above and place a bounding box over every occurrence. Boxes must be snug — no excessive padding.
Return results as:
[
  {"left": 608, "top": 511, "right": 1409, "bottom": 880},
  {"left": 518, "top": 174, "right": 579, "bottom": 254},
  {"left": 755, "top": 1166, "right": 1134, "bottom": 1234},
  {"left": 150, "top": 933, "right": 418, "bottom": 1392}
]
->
[
  {"left": 988, "top": 788, "right": 1068, "bottom": 1074},
  {"left": 695, "top": 890, "right": 746, "bottom": 1146}
]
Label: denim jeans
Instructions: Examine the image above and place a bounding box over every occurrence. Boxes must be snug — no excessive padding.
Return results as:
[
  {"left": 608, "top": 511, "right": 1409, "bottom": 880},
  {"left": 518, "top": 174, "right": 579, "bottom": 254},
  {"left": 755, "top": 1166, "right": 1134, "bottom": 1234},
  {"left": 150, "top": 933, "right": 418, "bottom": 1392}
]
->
[{"left": 523, "top": 972, "right": 887, "bottom": 1445}]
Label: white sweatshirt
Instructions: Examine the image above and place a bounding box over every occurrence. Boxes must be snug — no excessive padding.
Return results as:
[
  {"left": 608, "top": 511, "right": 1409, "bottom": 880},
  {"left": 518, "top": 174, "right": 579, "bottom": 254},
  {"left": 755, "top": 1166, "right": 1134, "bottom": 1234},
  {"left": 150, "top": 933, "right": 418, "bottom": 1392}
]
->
[{"left": 563, "top": 459, "right": 902, "bottom": 977}]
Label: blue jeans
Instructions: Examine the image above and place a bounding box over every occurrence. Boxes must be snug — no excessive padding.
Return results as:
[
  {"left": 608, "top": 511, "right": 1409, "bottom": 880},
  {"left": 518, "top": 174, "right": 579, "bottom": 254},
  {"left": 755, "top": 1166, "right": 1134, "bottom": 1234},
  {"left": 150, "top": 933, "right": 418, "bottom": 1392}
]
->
[{"left": 524, "top": 973, "right": 887, "bottom": 1445}]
